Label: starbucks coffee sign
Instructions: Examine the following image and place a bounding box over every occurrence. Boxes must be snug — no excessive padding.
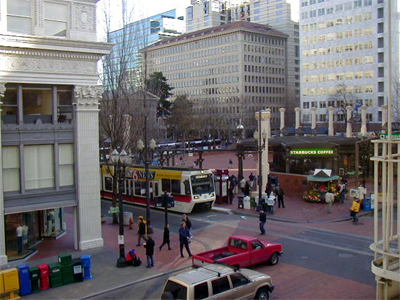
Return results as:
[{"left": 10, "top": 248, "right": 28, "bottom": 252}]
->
[{"left": 290, "top": 148, "right": 334, "bottom": 156}]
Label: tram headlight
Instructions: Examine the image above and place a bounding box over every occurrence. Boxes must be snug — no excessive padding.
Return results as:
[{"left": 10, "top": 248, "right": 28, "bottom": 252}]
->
[
  {"left": 210, "top": 193, "right": 215, "bottom": 197},
  {"left": 194, "top": 195, "right": 200, "bottom": 199}
]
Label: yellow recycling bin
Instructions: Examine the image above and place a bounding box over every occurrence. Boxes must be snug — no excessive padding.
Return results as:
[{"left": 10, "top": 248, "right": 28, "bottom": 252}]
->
[{"left": 2, "top": 268, "right": 20, "bottom": 300}]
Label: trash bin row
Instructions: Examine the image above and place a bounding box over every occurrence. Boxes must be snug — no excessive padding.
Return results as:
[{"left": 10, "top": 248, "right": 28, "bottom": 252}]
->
[{"left": 0, "top": 253, "right": 92, "bottom": 298}]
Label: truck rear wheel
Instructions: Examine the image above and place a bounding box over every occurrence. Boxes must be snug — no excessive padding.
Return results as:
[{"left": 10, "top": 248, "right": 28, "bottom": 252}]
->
[
  {"left": 255, "top": 288, "right": 269, "bottom": 300},
  {"left": 268, "top": 252, "right": 279, "bottom": 265}
]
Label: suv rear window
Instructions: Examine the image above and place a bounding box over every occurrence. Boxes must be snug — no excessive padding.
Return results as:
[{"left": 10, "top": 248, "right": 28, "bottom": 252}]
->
[
  {"left": 194, "top": 282, "right": 209, "bottom": 299},
  {"left": 164, "top": 280, "right": 187, "bottom": 299},
  {"left": 212, "top": 276, "right": 230, "bottom": 295}
]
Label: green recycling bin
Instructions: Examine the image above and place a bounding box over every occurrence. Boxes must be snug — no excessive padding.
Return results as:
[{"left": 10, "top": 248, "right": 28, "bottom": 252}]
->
[
  {"left": 58, "top": 253, "right": 72, "bottom": 266},
  {"left": 29, "top": 266, "right": 40, "bottom": 293},
  {"left": 61, "top": 265, "right": 74, "bottom": 285},
  {"left": 48, "top": 263, "right": 63, "bottom": 288}
]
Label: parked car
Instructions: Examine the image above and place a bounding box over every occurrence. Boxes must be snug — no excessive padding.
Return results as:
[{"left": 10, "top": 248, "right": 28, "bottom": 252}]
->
[
  {"left": 161, "top": 264, "right": 274, "bottom": 300},
  {"left": 192, "top": 235, "right": 283, "bottom": 268}
]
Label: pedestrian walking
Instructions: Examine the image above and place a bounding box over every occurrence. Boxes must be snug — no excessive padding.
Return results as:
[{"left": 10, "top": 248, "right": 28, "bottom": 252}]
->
[
  {"left": 228, "top": 159, "right": 233, "bottom": 169},
  {"left": 182, "top": 214, "right": 193, "bottom": 238},
  {"left": 339, "top": 180, "right": 347, "bottom": 204},
  {"left": 259, "top": 210, "right": 267, "bottom": 235},
  {"left": 244, "top": 181, "right": 250, "bottom": 196},
  {"left": 248, "top": 173, "right": 255, "bottom": 188},
  {"left": 179, "top": 222, "right": 192, "bottom": 258},
  {"left": 136, "top": 216, "right": 146, "bottom": 246},
  {"left": 325, "top": 191, "right": 335, "bottom": 214},
  {"left": 349, "top": 198, "right": 361, "bottom": 224},
  {"left": 159, "top": 224, "right": 172, "bottom": 251},
  {"left": 239, "top": 177, "right": 246, "bottom": 194},
  {"left": 144, "top": 236, "right": 155, "bottom": 268},
  {"left": 277, "top": 187, "right": 285, "bottom": 208}
]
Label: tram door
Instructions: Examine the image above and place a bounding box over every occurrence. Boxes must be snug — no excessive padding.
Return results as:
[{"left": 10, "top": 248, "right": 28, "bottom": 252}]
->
[{"left": 126, "top": 179, "right": 133, "bottom": 197}]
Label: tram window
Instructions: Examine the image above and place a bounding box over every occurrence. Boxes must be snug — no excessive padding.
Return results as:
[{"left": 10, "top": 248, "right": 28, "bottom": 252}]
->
[
  {"left": 184, "top": 180, "right": 191, "bottom": 195},
  {"left": 104, "top": 177, "right": 113, "bottom": 191},
  {"left": 171, "top": 179, "right": 181, "bottom": 194},
  {"left": 162, "top": 179, "right": 171, "bottom": 192},
  {"left": 134, "top": 180, "right": 143, "bottom": 195}
]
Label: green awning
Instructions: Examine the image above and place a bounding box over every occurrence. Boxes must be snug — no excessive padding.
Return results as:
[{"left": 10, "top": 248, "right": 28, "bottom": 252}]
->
[{"left": 306, "top": 175, "right": 341, "bottom": 182}]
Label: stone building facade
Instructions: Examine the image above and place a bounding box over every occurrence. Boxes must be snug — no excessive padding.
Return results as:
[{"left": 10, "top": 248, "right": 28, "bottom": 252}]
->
[{"left": 0, "top": 0, "right": 111, "bottom": 265}]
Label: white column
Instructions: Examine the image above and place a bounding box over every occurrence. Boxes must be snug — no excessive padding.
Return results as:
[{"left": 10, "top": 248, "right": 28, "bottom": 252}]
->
[
  {"left": 381, "top": 105, "right": 388, "bottom": 130},
  {"left": 279, "top": 108, "right": 285, "bottom": 136},
  {"left": 295, "top": 107, "right": 300, "bottom": 129},
  {"left": 0, "top": 83, "right": 8, "bottom": 265},
  {"left": 360, "top": 105, "right": 367, "bottom": 137},
  {"left": 328, "top": 106, "right": 335, "bottom": 136},
  {"left": 265, "top": 108, "right": 271, "bottom": 138},
  {"left": 254, "top": 110, "right": 270, "bottom": 199},
  {"left": 346, "top": 105, "right": 353, "bottom": 138},
  {"left": 311, "top": 107, "right": 317, "bottom": 130},
  {"left": 74, "top": 85, "right": 104, "bottom": 250}
]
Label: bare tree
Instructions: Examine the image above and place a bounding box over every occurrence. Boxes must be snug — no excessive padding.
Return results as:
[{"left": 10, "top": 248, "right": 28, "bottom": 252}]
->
[{"left": 327, "top": 82, "right": 362, "bottom": 129}]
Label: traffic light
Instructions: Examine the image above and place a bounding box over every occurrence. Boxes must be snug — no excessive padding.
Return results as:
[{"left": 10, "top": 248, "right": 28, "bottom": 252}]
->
[{"left": 155, "top": 193, "right": 175, "bottom": 208}]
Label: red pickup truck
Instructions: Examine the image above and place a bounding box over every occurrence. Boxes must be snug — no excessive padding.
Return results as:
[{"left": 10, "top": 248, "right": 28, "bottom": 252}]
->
[{"left": 192, "top": 235, "right": 283, "bottom": 268}]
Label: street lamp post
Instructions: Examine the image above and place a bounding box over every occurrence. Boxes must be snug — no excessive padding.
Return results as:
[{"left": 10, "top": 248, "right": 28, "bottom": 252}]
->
[
  {"left": 137, "top": 136, "right": 157, "bottom": 235},
  {"left": 254, "top": 112, "right": 267, "bottom": 205},
  {"left": 111, "top": 149, "right": 130, "bottom": 268}
]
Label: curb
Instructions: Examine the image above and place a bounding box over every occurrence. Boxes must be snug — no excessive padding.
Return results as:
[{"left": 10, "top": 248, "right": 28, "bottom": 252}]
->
[
  {"left": 212, "top": 206, "right": 374, "bottom": 224},
  {"left": 77, "top": 264, "right": 192, "bottom": 300}
]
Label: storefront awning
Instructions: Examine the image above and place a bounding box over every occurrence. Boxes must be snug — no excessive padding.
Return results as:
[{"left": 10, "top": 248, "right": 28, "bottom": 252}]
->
[{"left": 307, "top": 174, "right": 341, "bottom": 182}]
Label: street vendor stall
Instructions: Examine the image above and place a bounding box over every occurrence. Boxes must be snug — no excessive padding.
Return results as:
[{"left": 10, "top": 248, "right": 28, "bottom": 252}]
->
[{"left": 303, "top": 169, "right": 341, "bottom": 203}]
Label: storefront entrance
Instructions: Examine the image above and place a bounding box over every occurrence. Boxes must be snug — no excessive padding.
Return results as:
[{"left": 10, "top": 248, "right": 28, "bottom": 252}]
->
[{"left": 5, "top": 208, "right": 64, "bottom": 261}]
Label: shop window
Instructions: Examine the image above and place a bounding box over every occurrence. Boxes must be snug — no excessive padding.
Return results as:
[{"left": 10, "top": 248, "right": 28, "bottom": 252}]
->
[
  {"left": 44, "top": 1, "right": 68, "bottom": 37},
  {"left": 2, "top": 85, "right": 18, "bottom": 124},
  {"left": 7, "top": 0, "right": 32, "bottom": 35},
  {"left": 57, "top": 87, "right": 73, "bottom": 123},
  {"left": 24, "top": 145, "right": 54, "bottom": 189},
  {"left": 59, "top": 144, "right": 74, "bottom": 186},
  {"left": 23, "top": 87, "right": 52, "bottom": 123},
  {"left": 2, "top": 146, "right": 20, "bottom": 192}
]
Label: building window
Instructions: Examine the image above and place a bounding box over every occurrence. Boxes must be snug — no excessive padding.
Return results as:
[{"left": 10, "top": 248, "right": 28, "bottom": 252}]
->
[
  {"left": 24, "top": 145, "right": 54, "bottom": 190},
  {"left": 59, "top": 144, "right": 74, "bottom": 186},
  {"left": 44, "top": 1, "right": 68, "bottom": 37},
  {"left": 22, "top": 86, "right": 53, "bottom": 124},
  {"left": 2, "top": 85, "right": 18, "bottom": 124},
  {"left": 378, "top": 8, "right": 384, "bottom": 18},
  {"left": 377, "top": 23, "right": 384, "bottom": 34},
  {"left": 57, "top": 86, "right": 73, "bottom": 123},
  {"left": 2, "top": 146, "right": 20, "bottom": 192},
  {"left": 7, "top": 0, "right": 32, "bottom": 35},
  {"left": 378, "top": 38, "right": 384, "bottom": 48}
]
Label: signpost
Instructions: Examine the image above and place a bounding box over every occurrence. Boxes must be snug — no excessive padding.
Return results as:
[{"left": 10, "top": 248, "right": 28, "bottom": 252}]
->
[{"left": 108, "top": 207, "right": 119, "bottom": 214}]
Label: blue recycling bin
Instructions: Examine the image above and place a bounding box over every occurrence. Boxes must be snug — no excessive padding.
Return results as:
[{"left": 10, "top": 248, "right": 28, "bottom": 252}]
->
[
  {"left": 17, "top": 264, "right": 31, "bottom": 296},
  {"left": 363, "top": 197, "right": 372, "bottom": 211},
  {"left": 81, "top": 254, "right": 92, "bottom": 279}
]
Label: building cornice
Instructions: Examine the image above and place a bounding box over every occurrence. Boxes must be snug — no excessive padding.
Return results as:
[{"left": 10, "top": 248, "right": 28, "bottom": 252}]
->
[{"left": 0, "top": 34, "right": 113, "bottom": 56}]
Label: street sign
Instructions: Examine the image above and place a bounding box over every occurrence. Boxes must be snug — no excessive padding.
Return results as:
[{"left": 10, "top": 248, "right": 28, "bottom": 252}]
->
[
  {"left": 379, "top": 133, "right": 400, "bottom": 140},
  {"left": 118, "top": 235, "right": 124, "bottom": 245},
  {"left": 108, "top": 207, "right": 119, "bottom": 214}
]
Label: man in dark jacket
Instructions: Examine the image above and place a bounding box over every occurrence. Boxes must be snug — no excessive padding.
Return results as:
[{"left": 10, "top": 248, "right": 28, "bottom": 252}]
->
[
  {"left": 259, "top": 210, "right": 267, "bottom": 235},
  {"left": 179, "top": 222, "right": 192, "bottom": 258},
  {"left": 136, "top": 216, "right": 146, "bottom": 246},
  {"left": 144, "top": 236, "right": 155, "bottom": 268}
]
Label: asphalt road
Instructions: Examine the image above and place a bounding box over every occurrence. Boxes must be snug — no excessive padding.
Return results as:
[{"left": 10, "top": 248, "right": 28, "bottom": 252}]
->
[{"left": 98, "top": 200, "right": 375, "bottom": 299}]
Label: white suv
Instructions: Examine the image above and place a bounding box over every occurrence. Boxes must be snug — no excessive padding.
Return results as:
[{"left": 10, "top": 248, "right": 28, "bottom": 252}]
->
[{"left": 161, "top": 264, "right": 274, "bottom": 300}]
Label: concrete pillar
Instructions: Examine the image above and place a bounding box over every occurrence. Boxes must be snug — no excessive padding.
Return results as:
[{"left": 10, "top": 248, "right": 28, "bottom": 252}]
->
[
  {"left": 360, "top": 105, "right": 367, "bottom": 137},
  {"left": 346, "top": 106, "right": 353, "bottom": 138},
  {"left": 328, "top": 106, "right": 334, "bottom": 136},
  {"left": 279, "top": 108, "right": 285, "bottom": 136},
  {"left": 74, "top": 85, "right": 104, "bottom": 250},
  {"left": 0, "top": 83, "right": 7, "bottom": 265},
  {"left": 381, "top": 105, "right": 388, "bottom": 129},
  {"left": 253, "top": 110, "right": 270, "bottom": 199},
  {"left": 295, "top": 107, "right": 300, "bottom": 129},
  {"left": 311, "top": 107, "right": 317, "bottom": 130}
]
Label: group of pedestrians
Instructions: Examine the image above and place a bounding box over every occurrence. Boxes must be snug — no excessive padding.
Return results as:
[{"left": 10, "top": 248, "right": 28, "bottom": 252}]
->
[{"left": 133, "top": 214, "right": 194, "bottom": 268}]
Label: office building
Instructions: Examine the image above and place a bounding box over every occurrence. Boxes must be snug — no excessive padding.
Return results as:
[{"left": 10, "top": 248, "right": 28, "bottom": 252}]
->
[
  {"left": 0, "top": 0, "right": 111, "bottom": 264},
  {"left": 186, "top": 0, "right": 300, "bottom": 124},
  {"left": 300, "top": 0, "right": 399, "bottom": 132},
  {"left": 145, "top": 21, "right": 288, "bottom": 134}
]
